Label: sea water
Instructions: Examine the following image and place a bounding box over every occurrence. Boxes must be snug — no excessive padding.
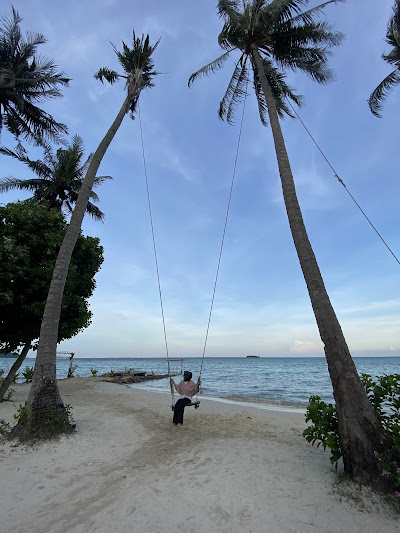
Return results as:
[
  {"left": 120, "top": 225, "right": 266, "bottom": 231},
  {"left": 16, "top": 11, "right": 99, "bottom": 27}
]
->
[{"left": 2, "top": 356, "right": 398, "bottom": 407}]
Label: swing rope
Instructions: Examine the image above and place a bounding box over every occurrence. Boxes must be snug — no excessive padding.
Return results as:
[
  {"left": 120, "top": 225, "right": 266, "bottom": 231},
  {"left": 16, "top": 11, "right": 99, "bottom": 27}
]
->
[
  {"left": 198, "top": 88, "right": 249, "bottom": 381},
  {"left": 138, "top": 89, "right": 247, "bottom": 405},
  {"left": 138, "top": 103, "right": 170, "bottom": 361},
  {"left": 286, "top": 99, "right": 400, "bottom": 266}
]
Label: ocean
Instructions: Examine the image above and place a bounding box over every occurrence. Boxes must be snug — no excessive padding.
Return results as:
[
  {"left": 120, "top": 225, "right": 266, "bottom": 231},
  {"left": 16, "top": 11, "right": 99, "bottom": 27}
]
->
[{"left": 2, "top": 356, "right": 398, "bottom": 408}]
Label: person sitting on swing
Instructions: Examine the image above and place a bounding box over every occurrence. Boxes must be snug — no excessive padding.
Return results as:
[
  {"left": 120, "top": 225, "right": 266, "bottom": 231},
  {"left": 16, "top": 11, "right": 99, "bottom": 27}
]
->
[{"left": 170, "top": 371, "right": 201, "bottom": 426}]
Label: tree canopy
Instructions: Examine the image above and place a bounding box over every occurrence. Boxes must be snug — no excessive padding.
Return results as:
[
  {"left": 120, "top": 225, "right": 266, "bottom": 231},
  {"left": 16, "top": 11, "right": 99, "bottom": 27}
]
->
[
  {"left": 0, "top": 135, "right": 111, "bottom": 220},
  {"left": 369, "top": 0, "right": 400, "bottom": 117},
  {"left": 0, "top": 6, "right": 69, "bottom": 145},
  {"left": 0, "top": 200, "right": 103, "bottom": 352}
]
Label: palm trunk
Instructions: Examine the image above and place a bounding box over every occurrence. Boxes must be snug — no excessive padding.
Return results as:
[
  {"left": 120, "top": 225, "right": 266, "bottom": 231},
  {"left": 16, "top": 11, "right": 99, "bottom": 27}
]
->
[
  {"left": 251, "top": 46, "right": 390, "bottom": 480},
  {"left": 26, "top": 73, "right": 143, "bottom": 427},
  {"left": 0, "top": 342, "right": 31, "bottom": 402}
]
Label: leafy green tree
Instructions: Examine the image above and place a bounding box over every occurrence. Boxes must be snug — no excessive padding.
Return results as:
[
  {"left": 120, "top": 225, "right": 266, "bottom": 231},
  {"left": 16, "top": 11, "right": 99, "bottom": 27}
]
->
[
  {"left": 0, "top": 135, "right": 111, "bottom": 220},
  {"left": 24, "top": 31, "right": 158, "bottom": 435},
  {"left": 0, "top": 200, "right": 103, "bottom": 401},
  {"left": 369, "top": 0, "right": 400, "bottom": 117},
  {"left": 189, "top": 0, "right": 390, "bottom": 482},
  {"left": 0, "top": 6, "right": 69, "bottom": 145}
]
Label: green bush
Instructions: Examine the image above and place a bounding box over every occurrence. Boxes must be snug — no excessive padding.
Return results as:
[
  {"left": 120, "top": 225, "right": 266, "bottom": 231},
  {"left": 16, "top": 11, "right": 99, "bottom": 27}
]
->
[
  {"left": 90, "top": 368, "right": 98, "bottom": 376},
  {"left": 22, "top": 366, "right": 34, "bottom": 382},
  {"left": 303, "top": 373, "right": 400, "bottom": 494}
]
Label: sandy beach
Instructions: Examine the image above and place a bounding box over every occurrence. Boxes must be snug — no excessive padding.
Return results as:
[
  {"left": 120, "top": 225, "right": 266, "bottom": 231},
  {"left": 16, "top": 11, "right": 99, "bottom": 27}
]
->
[{"left": 0, "top": 378, "right": 398, "bottom": 533}]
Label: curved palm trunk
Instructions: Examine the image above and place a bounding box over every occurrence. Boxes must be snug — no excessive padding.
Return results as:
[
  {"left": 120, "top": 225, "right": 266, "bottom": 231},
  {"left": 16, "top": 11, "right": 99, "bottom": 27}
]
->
[
  {"left": 251, "top": 46, "right": 389, "bottom": 480},
  {"left": 0, "top": 342, "right": 31, "bottom": 402},
  {"left": 26, "top": 73, "right": 143, "bottom": 427}
]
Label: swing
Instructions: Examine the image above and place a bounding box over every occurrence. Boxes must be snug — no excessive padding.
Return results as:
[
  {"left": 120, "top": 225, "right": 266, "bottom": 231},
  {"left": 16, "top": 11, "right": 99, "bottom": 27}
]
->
[{"left": 138, "top": 93, "right": 247, "bottom": 412}]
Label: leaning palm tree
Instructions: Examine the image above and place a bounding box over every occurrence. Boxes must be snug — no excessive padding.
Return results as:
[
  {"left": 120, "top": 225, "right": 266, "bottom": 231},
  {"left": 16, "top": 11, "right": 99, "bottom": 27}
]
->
[
  {"left": 0, "top": 6, "right": 69, "bottom": 144},
  {"left": 369, "top": 0, "right": 400, "bottom": 117},
  {"left": 189, "top": 0, "right": 391, "bottom": 482},
  {"left": 20, "top": 31, "right": 158, "bottom": 437},
  {"left": 0, "top": 136, "right": 111, "bottom": 221}
]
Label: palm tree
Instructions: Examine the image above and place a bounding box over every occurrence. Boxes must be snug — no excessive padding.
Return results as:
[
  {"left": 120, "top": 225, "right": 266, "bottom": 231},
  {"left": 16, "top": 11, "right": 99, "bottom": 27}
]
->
[
  {"left": 0, "top": 6, "right": 69, "bottom": 144},
  {"left": 369, "top": 0, "right": 400, "bottom": 117},
  {"left": 189, "top": 0, "right": 391, "bottom": 482},
  {"left": 22, "top": 31, "right": 158, "bottom": 436},
  {"left": 0, "top": 136, "right": 111, "bottom": 221}
]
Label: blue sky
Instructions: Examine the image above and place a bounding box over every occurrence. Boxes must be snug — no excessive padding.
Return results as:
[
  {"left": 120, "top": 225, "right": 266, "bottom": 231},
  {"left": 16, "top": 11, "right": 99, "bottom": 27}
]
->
[{"left": 2, "top": 0, "right": 399, "bottom": 358}]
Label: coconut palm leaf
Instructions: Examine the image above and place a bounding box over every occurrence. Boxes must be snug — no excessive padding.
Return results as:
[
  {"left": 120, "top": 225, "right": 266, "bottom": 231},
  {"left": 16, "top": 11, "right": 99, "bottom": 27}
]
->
[
  {"left": 188, "top": 50, "right": 235, "bottom": 86},
  {"left": 0, "top": 136, "right": 111, "bottom": 220},
  {"left": 369, "top": 0, "right": 400, "bottom": 116},
  {"left": 0, "top": 7, "right": 69, "bottom": 145},
  {"left": 369, "top": 69, "right": 400, "bottom": 118}
]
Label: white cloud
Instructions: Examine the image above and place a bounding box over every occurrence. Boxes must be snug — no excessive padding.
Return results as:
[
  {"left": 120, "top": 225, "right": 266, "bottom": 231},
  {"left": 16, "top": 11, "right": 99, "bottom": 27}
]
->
[{"left": 290, "top": 340, "right": 319, "bottom": 353}]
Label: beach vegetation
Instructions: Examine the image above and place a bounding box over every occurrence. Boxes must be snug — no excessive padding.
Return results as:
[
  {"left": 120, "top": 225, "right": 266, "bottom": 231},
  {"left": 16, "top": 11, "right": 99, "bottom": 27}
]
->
[
  {"left": 22, "top": 367, "right": 34, "bottom": 383},
  {"left": 0, "top": 6, "right": 69, "bottom": 146},
  {"left": 368, "top": 0, "right": 400, "bottom": 117},
  {"left": 304, "top": 373, "right": 400, "bottom": 494},
  {"left": 10, "top": 402, "right": 75, "bottom": 440},
  {"left": 0, "top": 200, "right": 104, "bottom": 401},
  {"left": 188, "top": 0, "right": 391, "bottom": 484},
  {"left": 24, "top": 30, "right": 159, "bottom": 437},
  {"left": 0, "top": 135, "right": 111, "bottom": 221},
  {"left": 90, "top": 368, "right": 98, "bottom": 376}
]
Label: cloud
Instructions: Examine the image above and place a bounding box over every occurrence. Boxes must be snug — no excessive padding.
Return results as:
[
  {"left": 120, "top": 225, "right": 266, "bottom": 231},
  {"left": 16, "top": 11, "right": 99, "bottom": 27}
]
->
[{"left": 290, "top": 340, "right": 319, "bottom": 353}]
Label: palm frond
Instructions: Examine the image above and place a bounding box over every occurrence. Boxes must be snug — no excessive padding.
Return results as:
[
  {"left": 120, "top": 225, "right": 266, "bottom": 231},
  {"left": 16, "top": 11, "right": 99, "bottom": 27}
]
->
[
  {"left": 266, "top": 0, "right": 309, "bottom": 24},
  {"left": 188, "top": 50, "right": 234, "bottom": 86},
  {"left": 218, "top": 0, "right": 243, "bottom": 22},
  {"left": 94, "top": 67, "right": 120, "bottom": 84},
  {"left": 368, "top": 69, "right": 400, "bottom": 117},
  {"left": 0, "top": 176, "right": 46, "bottom": 194},
  {"left": 219, "top": 55, "right": 249, "bottom": 124},
  {"left": 290, "top": 0, "right": 345, "bottom": 25}
]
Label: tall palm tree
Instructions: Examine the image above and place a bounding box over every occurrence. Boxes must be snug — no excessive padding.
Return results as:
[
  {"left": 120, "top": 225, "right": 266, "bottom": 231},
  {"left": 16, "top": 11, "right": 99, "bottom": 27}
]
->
[
  {"left": 189, "top": 0, "right": 391, "bottom": 481},
  {"left": 369, "top": 0, "right": 400, "bottom": 117},
  {"left": 23, "top": 31, "right": 158, "bottom": 436},
  {"left": 0, "top": 136, "right": 111, "bottom": 221},
  {"left": 0, "top": 6, "right": 69, "bottom": 144}
]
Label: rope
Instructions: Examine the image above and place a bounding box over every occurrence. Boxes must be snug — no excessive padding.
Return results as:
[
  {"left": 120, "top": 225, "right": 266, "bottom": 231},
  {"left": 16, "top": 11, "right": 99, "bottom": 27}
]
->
[
  {"left": 138, "top": 104, "right": 170, "bottom": 360},
  {"left": 199, "top": 88, "right": 249, "bottom": 380},
  {"left": 286, "top": 99, "right": 400, "bottom": 266}
]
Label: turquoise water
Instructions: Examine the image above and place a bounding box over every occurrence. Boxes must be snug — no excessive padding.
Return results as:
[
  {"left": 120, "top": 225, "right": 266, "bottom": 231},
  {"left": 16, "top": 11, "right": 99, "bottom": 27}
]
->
[{"left": 2, "top": 356, "right": 398, "bottom": 407}]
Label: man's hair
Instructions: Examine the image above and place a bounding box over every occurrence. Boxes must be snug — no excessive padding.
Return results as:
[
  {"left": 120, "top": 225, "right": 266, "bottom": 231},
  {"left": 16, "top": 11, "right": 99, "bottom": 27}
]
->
[{"left": 183, "top": 370, "right": 192, "bottom": 381}]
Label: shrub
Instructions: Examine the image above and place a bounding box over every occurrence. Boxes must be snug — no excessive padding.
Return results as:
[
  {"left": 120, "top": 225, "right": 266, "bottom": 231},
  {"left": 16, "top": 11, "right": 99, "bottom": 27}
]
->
[
  {"left": 303, "top": 373, "right": 400, "bottom": 494},
  {"left": 22, "top": 366, "right": 34, "bottom": 382}
]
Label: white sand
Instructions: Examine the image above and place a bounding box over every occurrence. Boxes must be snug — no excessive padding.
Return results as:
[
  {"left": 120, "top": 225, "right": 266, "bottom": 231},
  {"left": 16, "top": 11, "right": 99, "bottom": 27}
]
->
[{"left": 0, "top": 378, "right": 398, "bottom": 533}]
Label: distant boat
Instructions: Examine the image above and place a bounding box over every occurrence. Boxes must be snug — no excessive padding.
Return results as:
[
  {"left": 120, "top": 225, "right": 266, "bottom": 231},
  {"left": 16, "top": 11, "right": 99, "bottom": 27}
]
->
[{"left": 246, "top": 355, "right": 260, "bottom": 358}]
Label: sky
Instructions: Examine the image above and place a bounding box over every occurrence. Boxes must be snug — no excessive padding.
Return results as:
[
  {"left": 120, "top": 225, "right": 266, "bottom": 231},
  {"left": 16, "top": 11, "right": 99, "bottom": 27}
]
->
[{"left": 1, "top": 0, "right": 399, "bottom": 358}]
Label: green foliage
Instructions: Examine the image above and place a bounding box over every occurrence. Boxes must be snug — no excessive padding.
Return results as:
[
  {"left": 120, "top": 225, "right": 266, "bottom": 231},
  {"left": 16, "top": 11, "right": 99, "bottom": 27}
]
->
[
  {"left": 3, "top": 388, "right": 14, "bottom": 401},
  {"left": 90, "top": 368, "right": 98, "bottom": 376},
  {"left": 110, "top": 369, "right": 115, "bottom": 376},
  {"left": 94, "top": 30, "right": 159, "bottom": 116},
  {"left": 12, "top": 373, "right": 19, "bottom": 383},
  {"left": 0, "top": 136, "right": 111, "bottom": 220},
  {"left": 0, "top": 6, "right": 69, "bottom": 145},
  {"left": 303, "top": 395, "right": 341, "bottom": 465},
  {"left": 303, "top": 374, "right": 400, "bottom": 494},
  {"left": 0, "top": 200, "right": 103, "bottom": 353},
  {"left": 189, "top": 0, "right": 343, "bottom": 125},
  {"left": 22, "top": 366, "right": 34, "bottom": 382},
  {"left": 13, "top": 403, "right": 75, "bottom": 439}
]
